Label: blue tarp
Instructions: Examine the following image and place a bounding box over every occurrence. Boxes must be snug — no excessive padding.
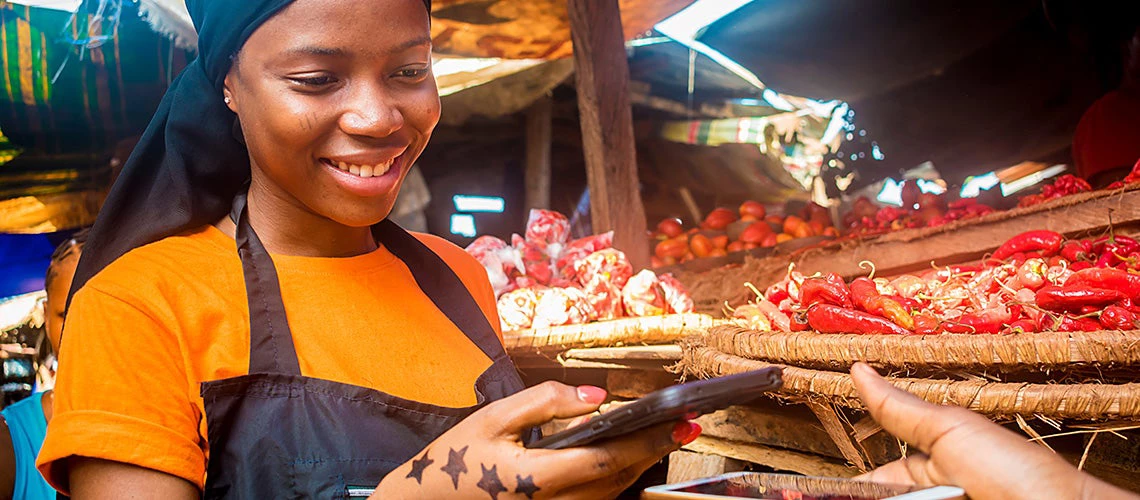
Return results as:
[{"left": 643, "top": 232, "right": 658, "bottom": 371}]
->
[{"left": 0, "top": 232, "right": 70, "bottom": 298}]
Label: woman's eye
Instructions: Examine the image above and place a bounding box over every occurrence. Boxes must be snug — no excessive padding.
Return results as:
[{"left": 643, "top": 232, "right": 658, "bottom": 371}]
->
[
  {"left": 290, "top": 75, "right": 337, "bottom": 87},
  {"left": 395, "top": 68, "right": 429, "bottom": 79}
]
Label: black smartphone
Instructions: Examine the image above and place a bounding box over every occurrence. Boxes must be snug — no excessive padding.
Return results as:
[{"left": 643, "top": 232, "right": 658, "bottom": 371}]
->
[{"left": 527, "top": 367, "right": 783, "bottom": 450}]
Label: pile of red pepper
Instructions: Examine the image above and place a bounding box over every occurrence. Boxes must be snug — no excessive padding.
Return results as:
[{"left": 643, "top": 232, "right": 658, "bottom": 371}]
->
[
  {"left": 1017, "top": 175, "right": 1093, "bottom": 208},
  {"left": 843, "top": 194, "right": 995, "bottom": 236},
  {"left": 734, "top": 229, "right": 1140, "bottom": 335}
]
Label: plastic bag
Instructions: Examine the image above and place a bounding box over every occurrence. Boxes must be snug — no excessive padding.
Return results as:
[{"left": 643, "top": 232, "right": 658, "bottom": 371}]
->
[
  {"left": 658, "top": 273, "right": 694, "bottom": 314},
  {"left": 574, "top": 248, "right": 634, "bottom": 289},
  {"left": 622, "top": 270, "right": 668, "bottom": 317},
  {"left": 525, "top": 209, "right": 571, "bottom": 258},
  {"left": 581, "top": 279, "right": 624, "bottom": 321},
  {"left": 533, "top": 287, "right": 597, "bottom": 328},
  {"left": 465, "top": 236, "right": 523, "bottom": 297},
  {"left": 554, "top": 231, "right": 614, "bottom": 282},
  {"left": 512, "top": 234, "right": 553, "bottom": 286},
  {"left": 496, "top": 287, "right": 541, "bottom": 332}
]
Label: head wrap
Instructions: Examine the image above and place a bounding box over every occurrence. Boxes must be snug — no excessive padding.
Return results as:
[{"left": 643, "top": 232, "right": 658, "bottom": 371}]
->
[{"left": 70, "top": 0, "right": 431, "bottom": 304}]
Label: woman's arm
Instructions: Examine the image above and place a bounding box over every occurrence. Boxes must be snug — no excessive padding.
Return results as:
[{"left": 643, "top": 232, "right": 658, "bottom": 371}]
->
[{"left": 69, "top": 458, "right": 197, "bottom": 499}]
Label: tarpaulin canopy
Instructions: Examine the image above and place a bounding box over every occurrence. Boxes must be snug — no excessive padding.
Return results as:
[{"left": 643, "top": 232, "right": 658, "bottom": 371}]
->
[{"left": 698, "top": 0, "right": 1137, "bottom": 188}]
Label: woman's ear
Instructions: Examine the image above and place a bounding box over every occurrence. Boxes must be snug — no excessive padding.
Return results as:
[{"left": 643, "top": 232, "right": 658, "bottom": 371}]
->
[{"left": 222, "top": 74, "right": 238, "bottom": 113}]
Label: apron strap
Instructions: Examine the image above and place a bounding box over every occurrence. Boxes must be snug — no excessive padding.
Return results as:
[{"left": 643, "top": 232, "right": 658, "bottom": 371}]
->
[
  {"left": 373, "top": 220, "right": 509, "bottom": 362},
  {"left": 231, "top": 192, "right": 303, "bottom": 375}
]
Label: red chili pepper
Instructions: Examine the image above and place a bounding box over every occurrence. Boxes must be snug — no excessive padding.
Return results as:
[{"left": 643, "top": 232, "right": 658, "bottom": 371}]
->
[
  {"left": 1036, "top": 285, "right": 1126, "bottom": 312},
  {"left": 992, "top": 230, "right": 1064, "bottom": 261},
  {"left": 800, "top": 274, "right": 853, "bottom": 308},
  {"left": 1061, "top": 240, "right": 1093, "bottom": 262},
  {"left": 1070, "top": 261, "right": 1092, "bottom": 272},
  {"left": 754, "top": 299, "right": 792, "bottom": 332},
  {"left": 1059, "top": 316, "right": 1101, "bottom": 332},
  {"left": 1064, "top": 268, "right": 1140, "bottom": 300},
  {"left": 765, "top": 282, "right": 790, "bottom": 304},
  {"left": 806, "top": 304, "right": 912, "bottom": 335},
  {"left": 1004, "top": 318, "right": 1039, "bottom": 334},
  {"left": 849, "top": 278, "right": 914, "bottom": 330},
  {"left": 790, "top": 310, "right": 811, "bottom": 332},
  {"left": 943, "top": 314, "right": 1002, "bottom": 334},
  {"left": 1099, "top": 306, "right": 1138, "bottom": 330},
  {"left": 913, "top": 314, "right": 941, "bottom": 335},
  {"left": 1093, "top": 235, "right": 1140, "bottom": 255},
  {"left": 888, "top": 295, "right": 922, "bottom": 312}
]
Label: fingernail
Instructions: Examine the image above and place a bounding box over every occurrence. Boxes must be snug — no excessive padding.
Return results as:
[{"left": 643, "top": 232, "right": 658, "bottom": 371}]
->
[
  {"left": 672, "top": 422, "right": 702, "bottom": 445},
  {"left": 681, "top": 422, "right": 702, "bottom": 445},
  {"left": 671, "top": 421, "right": 690, "bottom": 444},
  {"left": 577, "top": 385, "right": 607, "bottom": 404}
]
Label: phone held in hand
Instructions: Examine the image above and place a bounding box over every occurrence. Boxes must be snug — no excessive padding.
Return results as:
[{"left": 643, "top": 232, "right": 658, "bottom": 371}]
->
[
  {"left": 642, "top": 472, "right": 967, "bottom": 500},
  {"left": 527, "top": 367, "right": 783, "bottom": 450}
]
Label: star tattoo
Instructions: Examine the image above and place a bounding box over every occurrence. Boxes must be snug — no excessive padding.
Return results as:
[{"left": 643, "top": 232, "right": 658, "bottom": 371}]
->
[
  {"left": 405, "top": 449, "right": 434, "bottom": 484},
  {"left": 514, "top": 474, "right": 541, "bottom": 499},
  {"left": 477, "top": 464, "right": 507, "bottom": 499},
  {"left": 441, "top": 446, "right": 469, "bottom": 489}
]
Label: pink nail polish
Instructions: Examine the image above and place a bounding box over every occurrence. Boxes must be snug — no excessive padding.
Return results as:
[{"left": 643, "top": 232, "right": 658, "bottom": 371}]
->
[
  {"left": 577, "top": 385, "right": 607, "bottom": 404},
  {"left": 682, "top": 423, "right": 702, "bottom": 445}
]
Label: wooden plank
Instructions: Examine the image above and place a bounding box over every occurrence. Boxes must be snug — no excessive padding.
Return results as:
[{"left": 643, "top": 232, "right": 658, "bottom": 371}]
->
[
  {"left": 607, "top": 369, "right": 678, "bottom": 398},
  {"left": 693, "top": 404, "right": 901, "bottom": 465},
  {"left": 684, "top": 436, "right": 859, "bottom": 478},
  {"left": 568, "top": 0, "right": 651, "bottom": 270},
  {"left": 563, "top": 345, "right": 682, "bottom": 361},
  {"left": 524, "top": 95, "right": 552, "bottom": 211},
  {"left": 667, "top": 450, "right": 746, "bottom": 485},
  {"left": 807, "top": 402, "right": 868, "bottom": 471}
]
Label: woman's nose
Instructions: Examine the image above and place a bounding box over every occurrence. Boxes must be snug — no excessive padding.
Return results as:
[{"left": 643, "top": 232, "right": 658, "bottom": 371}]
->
[{"left": 338, "top": 87, "right": 404, "bottom": 138}]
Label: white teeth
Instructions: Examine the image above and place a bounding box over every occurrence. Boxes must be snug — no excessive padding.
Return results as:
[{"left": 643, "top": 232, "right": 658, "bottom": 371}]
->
[{"left": 329, "top": 158, "right": 398, "bottom": 178}]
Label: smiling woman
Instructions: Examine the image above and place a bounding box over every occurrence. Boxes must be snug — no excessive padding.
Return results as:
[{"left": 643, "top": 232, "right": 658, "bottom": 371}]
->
[{"left": 33, "top": 1, "right": 690, "bottom": 499}]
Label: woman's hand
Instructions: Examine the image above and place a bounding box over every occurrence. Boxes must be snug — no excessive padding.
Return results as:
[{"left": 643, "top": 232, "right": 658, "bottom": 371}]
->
[
  {"left": 373, "top": 381, "right": 700, "bottom": 499},
  {"left": 851, "top": 362, "right": 1137, "bottom": 500}
]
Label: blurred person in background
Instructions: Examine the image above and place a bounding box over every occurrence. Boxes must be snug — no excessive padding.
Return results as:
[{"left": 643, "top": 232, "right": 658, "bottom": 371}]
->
[
  {"left": 0, "top": 231, "right": 86, "bottom": 500},
  {"left": 1073, "top": 23, "right": 1140, "bottom": 188}
]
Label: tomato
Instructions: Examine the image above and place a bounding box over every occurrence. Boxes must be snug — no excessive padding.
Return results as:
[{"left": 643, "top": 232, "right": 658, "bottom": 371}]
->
[
  {"left": 701, "top": 208, "right": 738, "bottom": 231},
  {"left": 739, "top": 200, "right": 766, "bottom": 220},
  {"left": 655, "top": 238, "right": 688, "bottom": 260},
  {"left": 738, "top": 222, "right": 772, "bottom": 244},
  {"left": 690, "top": 234, "right": 714, "bottom": 258},
  {"left": 783, "top": 215, "right": 807, "bottom": 235},
  {"left": 711, "top": 234, "right": 730, "bottom": 249},
  {"left": 727, "top": 241, "right": 748, "bottom": 253},
  {"left": 656, "top": 218, "right": 684, "bottom": 238},
  {"left": 761, "top": 233, "right": 779, "bottom": 248},
  {"left": 776, "top": 233, "right": 794, "bottom": 244}
]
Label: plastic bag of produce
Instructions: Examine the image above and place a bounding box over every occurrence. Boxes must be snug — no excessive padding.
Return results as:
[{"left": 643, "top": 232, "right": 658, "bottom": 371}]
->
[
  {"left": 496, "top": 287, "right": 541, "bottom": 332},
  {"left": 512, "top": 234, "right": 553, "bottom": 286},
  {"left": 525, "top": 209, "right": 571, "bottom": 258},
  {"left": 575, "top": 248, "right": 634, "bottom": 289},
  {"left": 658, "top": 273, "right": 694, "bottom": 314},
  {"left": 581, "top": 278, "right": 624, "bottom": 321},
  {"left": 533, "top": 287, "right": 597, "bottom": 328},
  {"left": 622, "top": 270, "right": 668, "bottom": 317},
  {"left": 465, "top": 236, "right": 523, "bottom": 297},
  {"left": 554, "top": 231, "right": 614, "bottom": 282}
]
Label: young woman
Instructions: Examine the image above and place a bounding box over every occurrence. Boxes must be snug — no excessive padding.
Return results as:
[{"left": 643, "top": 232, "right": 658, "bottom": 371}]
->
[{"left": 37, "top": 1, "right": 697, "bottom": 498}]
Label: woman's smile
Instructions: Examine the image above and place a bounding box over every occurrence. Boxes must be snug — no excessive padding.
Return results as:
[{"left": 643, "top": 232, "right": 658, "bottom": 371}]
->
[{"left": 319, "top": 152, "right": 407, "bottom": 197}]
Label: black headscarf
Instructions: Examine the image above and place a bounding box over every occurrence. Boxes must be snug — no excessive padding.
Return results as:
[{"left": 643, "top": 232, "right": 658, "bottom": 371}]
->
[{"left": 69, "top": 0, "right": 431, "bottom": 304}]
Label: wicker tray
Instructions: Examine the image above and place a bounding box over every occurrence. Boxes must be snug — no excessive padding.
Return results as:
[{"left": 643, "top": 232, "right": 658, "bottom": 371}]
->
[
  {"left": 702, "top": 324, "right": 1140, "bottom": 371},
  {"left": 677, "top": 340, "right": 1140, "bottom": 420},
  {"left": 504, "top": 313, "right": 726, "bottom": 354}
]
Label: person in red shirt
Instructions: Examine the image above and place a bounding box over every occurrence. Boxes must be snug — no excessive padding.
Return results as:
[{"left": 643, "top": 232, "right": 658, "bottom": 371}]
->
[{"left": 1073, "top": 25, "right": 1140, "bottom": 188}]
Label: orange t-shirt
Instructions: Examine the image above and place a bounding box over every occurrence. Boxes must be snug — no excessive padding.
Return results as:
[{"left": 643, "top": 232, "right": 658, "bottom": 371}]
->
[{"left": 37, "top": 226, "right": 501, "bottom": 493}]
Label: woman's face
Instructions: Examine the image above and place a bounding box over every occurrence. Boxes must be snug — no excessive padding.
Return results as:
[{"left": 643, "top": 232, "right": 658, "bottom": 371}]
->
[{"left": 224, "top": 0, "right": 439, "bottom": 228}]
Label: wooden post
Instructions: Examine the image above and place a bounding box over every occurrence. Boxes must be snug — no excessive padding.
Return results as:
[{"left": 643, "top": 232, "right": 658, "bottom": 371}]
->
[
  {"left": 525, "top": 95, "right": 553, "bottom": 211},
  {"left": 568, "top": 0, "right": 651, "bottom": 270}
]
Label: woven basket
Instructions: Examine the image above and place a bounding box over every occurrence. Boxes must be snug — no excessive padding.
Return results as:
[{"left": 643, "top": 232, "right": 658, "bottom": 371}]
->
[
  {"left": 677, "top": 340, "right": 1140, "bottom": 420},
  {"left": 504, "top": 313, "right": 726, "bottom": 354},
  {"left": 702, "top": 324, "right": 1140, "bottom": 371}
]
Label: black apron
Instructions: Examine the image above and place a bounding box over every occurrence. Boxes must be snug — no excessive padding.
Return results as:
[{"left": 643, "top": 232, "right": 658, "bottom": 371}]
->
[{"left": 199, "top": 193, "right": 528, "bottom": 499}]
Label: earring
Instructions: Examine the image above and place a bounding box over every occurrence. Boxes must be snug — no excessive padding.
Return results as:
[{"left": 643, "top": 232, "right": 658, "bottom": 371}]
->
[{"left": 224, "top": 95, "right": 232, "bottom": 104}]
